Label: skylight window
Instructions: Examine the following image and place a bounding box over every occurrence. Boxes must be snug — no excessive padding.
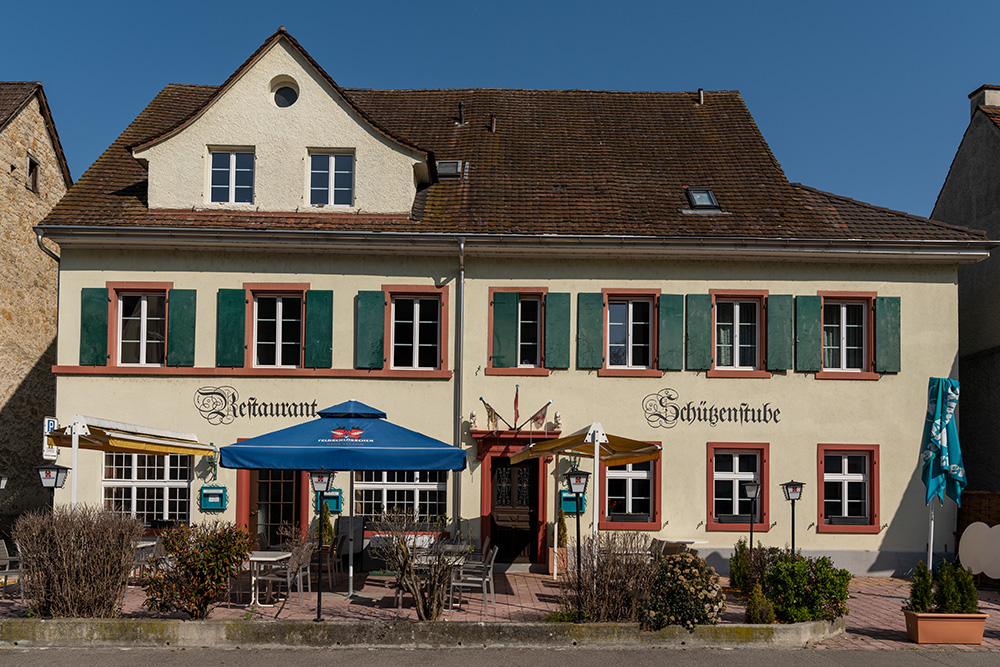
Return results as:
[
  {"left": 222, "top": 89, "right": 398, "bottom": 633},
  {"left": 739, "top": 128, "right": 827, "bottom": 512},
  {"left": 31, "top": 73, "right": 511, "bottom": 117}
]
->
[
  {"left": 686, "top": 187, "right": 719, "bottom": 209},
  {"left": 437, "top": 160, "right": 462, "bottom": 178}
]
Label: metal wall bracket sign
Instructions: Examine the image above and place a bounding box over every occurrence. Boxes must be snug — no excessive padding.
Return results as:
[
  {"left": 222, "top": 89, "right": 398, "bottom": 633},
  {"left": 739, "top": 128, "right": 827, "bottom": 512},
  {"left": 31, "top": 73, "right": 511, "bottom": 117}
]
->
[
  {"left": 643, "top": 388, "right": 782, "bottom": 429},
  {"left": 42, "top": 416, "right": 59, "bottom": 460}
]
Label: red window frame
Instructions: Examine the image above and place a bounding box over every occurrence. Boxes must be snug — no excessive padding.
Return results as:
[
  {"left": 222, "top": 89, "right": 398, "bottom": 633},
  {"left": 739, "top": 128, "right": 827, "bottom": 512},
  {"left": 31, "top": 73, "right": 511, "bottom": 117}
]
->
[
  {"left": 598, "top": 288, "right": 663, "bottom": 377},
  {"left": 243, "top": 282, "right": 310, "bottom": 369},
  {"left": 381, "top": 283, "right": 450, "bottom": 378},
  {"left": 486, "top": 286, "right": 549, "bottom": 376},
  {"left": 816, "top": 443, "right": 880, "bottom": 534},
  {"left": 106, "top": 281, "right": 174, "bottom": 367},
  {"left": 706, "top": 442, "right": 770, "bottom": 532},
  {"left": 598, "top": 444, "right": 662, "bottom": 530},
  {"left": 817, "top": 291, "right": 878, "bottom": 380},
  {"left": 707, "top": 289, "right": 770, "bottom": 378}
]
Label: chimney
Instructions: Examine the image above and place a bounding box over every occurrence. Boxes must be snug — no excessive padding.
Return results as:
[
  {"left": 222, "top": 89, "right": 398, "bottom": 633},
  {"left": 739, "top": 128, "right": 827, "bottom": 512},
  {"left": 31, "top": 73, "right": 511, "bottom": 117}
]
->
[{"left": 968, "top": 85, "right": 1000, "bottom": 118}]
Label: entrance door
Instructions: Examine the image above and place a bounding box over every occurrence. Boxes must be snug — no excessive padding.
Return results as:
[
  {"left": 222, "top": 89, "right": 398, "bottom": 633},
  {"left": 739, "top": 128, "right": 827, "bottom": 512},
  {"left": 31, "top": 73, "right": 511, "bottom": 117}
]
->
[
  {"left": 491, "top": 458, "right": 538, "bottom": 562},
  {"left": 253, "top": 469, "right": 300, "bottom": 548}
]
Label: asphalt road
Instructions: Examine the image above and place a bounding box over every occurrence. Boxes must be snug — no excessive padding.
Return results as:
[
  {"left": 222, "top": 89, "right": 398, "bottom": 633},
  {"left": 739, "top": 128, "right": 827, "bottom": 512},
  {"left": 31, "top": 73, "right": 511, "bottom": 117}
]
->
[{"left": 0, "top": 648, "right": 997, "bottom": 666}]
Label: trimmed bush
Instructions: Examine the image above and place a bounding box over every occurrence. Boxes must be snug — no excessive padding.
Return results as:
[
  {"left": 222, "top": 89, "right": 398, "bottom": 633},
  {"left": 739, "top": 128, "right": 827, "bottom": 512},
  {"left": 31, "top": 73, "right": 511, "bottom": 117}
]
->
[
  {"left": 728, "top": 538, "right": 783, "bottom": 595},
  {"left": 14, "top": 506, "right": 145, "bottom": 618},
  {"left": 764, "top": 552, "right": 851, "bottom": 622},
  {"left": 903, "top": 560, "right": 933, "bottom": 613},
  {"left": 933, "top": 562, "right": 980, "bottom": 614},
  {"left": 639, "top": 551, "right": 725, "bottom": 632},
  {"left": 745, "top": 581, "right": 776, "bottom": 624},
  {"left": 142, "top": 522, "right": 254, "bottom": 619}
]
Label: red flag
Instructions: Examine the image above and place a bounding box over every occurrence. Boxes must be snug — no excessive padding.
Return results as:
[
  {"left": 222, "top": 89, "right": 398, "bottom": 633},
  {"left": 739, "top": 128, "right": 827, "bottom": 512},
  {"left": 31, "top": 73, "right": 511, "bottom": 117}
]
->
[
  {"left": 514, "top": 385, "right": 519, "bottom": 425},
  {"left": 528, "top": 401, "right": 551, "bottom": 430}
]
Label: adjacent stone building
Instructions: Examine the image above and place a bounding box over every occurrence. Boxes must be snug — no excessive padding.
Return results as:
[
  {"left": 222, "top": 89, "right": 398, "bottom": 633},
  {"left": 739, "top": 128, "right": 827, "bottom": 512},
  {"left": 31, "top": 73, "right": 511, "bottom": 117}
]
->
[{"left": 0, "top": 82, "right": 72, "bottom": 528}]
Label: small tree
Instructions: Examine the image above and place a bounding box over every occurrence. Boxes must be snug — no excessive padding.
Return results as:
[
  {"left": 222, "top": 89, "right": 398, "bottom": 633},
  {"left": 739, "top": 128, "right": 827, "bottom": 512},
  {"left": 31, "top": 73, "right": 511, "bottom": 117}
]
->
[
  {"left": 368, "top": 512, "right": 469, "bottom": 621},
  {"left": 903, "top": 560, "right": 933, "bottom": 613},
  {"left": 558, "top": 531, "right": 658, "bottom": 622},
  {"left": 557, "top": 508, "right": 568, "bottom": 548},
  {"left": 319, "top": 504, "right": 335, "bottom": 546},
  {"left": 142, "top": 521, "right": 254, "bottom": 619}
]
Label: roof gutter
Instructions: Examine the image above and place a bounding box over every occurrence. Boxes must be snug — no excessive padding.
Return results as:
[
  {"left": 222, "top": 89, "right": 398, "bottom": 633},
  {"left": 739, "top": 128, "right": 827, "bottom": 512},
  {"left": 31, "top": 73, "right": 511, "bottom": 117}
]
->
[
  {"left": 36, "top": 230, "right": 60, "bottom": 263},
  {"left": 36, "top": 225, "right": 997, "bottom": 264}
]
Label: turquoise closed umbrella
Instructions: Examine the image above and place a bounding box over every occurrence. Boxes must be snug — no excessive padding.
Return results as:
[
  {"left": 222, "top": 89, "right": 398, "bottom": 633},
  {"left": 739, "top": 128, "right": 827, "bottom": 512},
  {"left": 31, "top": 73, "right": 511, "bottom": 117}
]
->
[{"left": 919, "top": 377, "right": 966, "bottom": 568}]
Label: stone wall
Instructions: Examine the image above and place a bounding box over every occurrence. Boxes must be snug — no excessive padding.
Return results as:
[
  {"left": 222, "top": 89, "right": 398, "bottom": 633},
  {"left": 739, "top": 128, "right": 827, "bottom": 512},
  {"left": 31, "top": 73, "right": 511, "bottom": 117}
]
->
[{"left": 0, "top": 93, "right": 66, "bottom": 531}]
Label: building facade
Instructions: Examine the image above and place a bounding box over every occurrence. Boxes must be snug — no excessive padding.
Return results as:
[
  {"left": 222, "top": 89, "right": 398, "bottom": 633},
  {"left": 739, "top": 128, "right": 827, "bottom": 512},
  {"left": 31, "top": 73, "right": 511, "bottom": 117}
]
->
[
  {"left": 39, "top": 30, "right": 992, "bottom": 574},
  {"left": 1, "top": 82, "right": 71, "bottom": 528}
]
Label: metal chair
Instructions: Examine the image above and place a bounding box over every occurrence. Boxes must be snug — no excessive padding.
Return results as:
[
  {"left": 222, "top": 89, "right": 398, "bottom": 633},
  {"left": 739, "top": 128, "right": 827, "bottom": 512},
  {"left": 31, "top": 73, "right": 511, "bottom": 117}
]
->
[
  {"left": 0, "top": 539, "right": 21, "bottom": 600},
  {"left": 257, "top": 543, "right": 313, "bottom": 604},
  {"left": 325, "top": 534, "right": 346, "bottom": 584},
  {"left": 449, "top": 545, "right": 498, "bottom": 612}
]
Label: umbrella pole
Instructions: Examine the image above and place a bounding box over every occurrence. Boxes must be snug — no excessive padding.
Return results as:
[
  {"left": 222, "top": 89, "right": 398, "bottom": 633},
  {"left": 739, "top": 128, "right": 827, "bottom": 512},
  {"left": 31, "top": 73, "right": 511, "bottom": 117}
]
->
[
  {"left": 349, "top": 472, "right": 355, "bottom": 597},
  {"left": 553, "top": 454, "right": 559, "bottom": 581},
  {"left": 927, "top": 499, "right": 935, "bottom": 569}
]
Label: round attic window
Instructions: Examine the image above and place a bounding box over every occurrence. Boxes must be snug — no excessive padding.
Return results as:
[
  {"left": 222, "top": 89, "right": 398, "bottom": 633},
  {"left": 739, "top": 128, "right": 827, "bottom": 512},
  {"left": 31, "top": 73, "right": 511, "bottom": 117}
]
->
[{"left": 270, "top": 76, "right": 299, "bottom": 108}]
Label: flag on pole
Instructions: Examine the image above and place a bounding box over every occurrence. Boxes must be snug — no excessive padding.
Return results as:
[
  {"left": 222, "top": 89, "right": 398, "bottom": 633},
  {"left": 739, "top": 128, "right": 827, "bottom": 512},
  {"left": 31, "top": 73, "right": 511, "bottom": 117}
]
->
[
  {"left": 479, "top": 397, "right": 512, "bottom": 431},
  {"left": 514, "top": 385, "right": 520, "bottom": 425},
  {"left": 526, "top": 400, "right": 552, "bottom": 430}
]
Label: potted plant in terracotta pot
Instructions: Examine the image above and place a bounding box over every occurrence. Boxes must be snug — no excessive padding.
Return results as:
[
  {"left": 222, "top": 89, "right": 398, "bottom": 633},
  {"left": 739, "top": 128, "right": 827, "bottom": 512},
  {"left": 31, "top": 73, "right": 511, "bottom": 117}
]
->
[
  {"left": 903, "top": 560, "right": 989, "bottom": 644},
  {"left": 549, "top": 508, "right": 569, "bottom": 575}
]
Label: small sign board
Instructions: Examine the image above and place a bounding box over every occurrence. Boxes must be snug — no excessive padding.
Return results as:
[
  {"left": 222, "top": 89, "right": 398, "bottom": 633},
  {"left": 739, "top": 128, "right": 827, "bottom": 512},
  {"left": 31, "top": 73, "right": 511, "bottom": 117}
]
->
[{"left": 42, "top": 416, "right": 59, "bottom": 461}]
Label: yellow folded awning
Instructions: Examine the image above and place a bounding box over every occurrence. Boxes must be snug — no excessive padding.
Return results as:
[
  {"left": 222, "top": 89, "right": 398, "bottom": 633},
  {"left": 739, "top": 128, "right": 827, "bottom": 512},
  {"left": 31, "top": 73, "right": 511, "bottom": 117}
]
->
[
  {"left": 509, "top": 421, "right": 661, "bottom": 467},
  {"left": 46, "top": 415, "right": 214, "bottom": 458}
]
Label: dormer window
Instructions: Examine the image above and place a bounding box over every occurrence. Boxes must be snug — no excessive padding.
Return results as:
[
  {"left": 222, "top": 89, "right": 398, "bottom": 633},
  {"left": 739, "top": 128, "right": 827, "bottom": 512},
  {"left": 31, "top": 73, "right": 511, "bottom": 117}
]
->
[
  {"left": 211, "top": 150, "right": 254, "bottom": 203},
  {"left": 686, "top": 187, "right": 719, "bottom": 209},
  {"left": 437, "top": 160, "right": 462, "bottom": 178}
]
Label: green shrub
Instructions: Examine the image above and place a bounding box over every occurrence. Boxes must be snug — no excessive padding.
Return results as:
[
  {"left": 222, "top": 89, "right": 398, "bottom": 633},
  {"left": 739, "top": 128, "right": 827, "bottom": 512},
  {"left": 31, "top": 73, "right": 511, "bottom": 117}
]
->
[
  {"left": 14, "top": 506, "right": 144, "bottom": 618},
  {"left": 903, "top": 560, "right": 933, "bottom": 613},
  {"left": 933, "top": 562, "right": 979, "bottom": 614},
  {"left": 639, "top": 551, "right": 726, "bottom": 632},
  {"left": 318, "top": 504, "right": 335, "bottom": 546},
  {"left": 729, "top": 538, "right": 784, "bottom": 595},
  {"left": 764, "top": 553, "right": 851, "bottom": 622},
  {"left": 729, "top": 538, "right": 749, "bottom": 591},
  {"left": 557, "top": 508, "right": 568, "bottom": 548},
  {"left": 745, "top": 582, "right": 776, "bottom": 624},
  {"left": 142, "top": 522, "right": 255, "bottom": 619}
]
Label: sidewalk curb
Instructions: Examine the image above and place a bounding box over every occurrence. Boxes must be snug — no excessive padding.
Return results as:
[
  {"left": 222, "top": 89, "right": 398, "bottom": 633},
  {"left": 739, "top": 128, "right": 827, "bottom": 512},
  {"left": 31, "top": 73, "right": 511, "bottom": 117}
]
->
[{"left": 0, "top": 617, "right": 846, "bottom": 649}]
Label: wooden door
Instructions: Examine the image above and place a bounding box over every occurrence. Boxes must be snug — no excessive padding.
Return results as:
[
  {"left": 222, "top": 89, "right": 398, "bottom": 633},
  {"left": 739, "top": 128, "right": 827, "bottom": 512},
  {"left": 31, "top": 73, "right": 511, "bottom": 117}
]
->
[{"left": 491, "top": 458, "right": 538, "bottom": 562}]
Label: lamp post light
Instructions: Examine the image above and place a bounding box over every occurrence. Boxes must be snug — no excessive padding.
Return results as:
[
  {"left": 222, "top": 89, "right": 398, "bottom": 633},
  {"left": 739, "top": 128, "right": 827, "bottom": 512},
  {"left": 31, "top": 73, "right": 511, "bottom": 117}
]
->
[
  {"left": 780, "top": 480, "right": 805, "bottom": 553},
  {"left": 742, "top": 480, "right": 761, "bottom": 555},
  {"left": 309, "top": 470, "right": 332, "bottom": 622},
  {"left": 36, "top": 463, "right": 70, "bottom": 509},
  {"left": 565, "top": 469, "right": 590, "bottom": 621}
]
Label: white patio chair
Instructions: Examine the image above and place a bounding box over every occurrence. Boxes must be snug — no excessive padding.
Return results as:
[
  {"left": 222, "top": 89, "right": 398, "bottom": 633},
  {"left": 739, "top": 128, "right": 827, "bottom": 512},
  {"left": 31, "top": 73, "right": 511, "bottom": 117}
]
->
[
  {"left": 257, "top": 543, "right": 313, "bottom": 604},
  {"left": 449, "top": 545, "right": 498, "bottom": 612},
  {"left": 325, "top": 534, "right": 346, "bottom": 584}
]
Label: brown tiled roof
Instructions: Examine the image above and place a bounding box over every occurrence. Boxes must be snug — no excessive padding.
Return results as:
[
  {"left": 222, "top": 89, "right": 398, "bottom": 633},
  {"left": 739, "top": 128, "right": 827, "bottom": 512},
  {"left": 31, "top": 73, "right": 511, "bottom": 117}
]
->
[
  {"left": 979, "top": 106, "right": 1000, "bottom": 132},
  {"left": 43, "top": 81, "right": 986, "bottom": 242},
  {"left": 1, "top": 81, "right": 73, "bottom": 187}
]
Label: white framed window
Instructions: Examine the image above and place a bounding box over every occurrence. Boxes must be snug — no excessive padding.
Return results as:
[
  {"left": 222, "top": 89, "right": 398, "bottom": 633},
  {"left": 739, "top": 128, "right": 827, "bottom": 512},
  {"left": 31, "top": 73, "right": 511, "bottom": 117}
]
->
[
  {"left": 353, "top": 470, "right": 447, "bottom": 521},
  {"left": 518, "top": 297, "right": 541, "bottom": 367},
  {"left": 823, "top": 452, "right": 869, "bottom": 523},
  {"left": 309, "top": 153, "right": 354, "bottom": 206},
  {"left": 607, "top": 299, "right": 652, "bottom": 368},
  {"left": 118, "top": 293, "right": 166, "bottom": 366},
  {"left": 391, "top": 297, "right": 440, "bottom": 370},
  {"left": 103, "top": 453, "right": 191, "bottom": 524},
  {"left": 210, "top": 150, "right": 254, "bottom": 203},
  {"left": 712, "top": 450, "right": 759, "bottom": 522},
  {"left": 716, "top": 299, "right": 759, "bottom": 369},
  {"left": 606, "top": 461, "right": 653, "bottom": 520},
  {"left": 823, "top": 301, "right": 867, "bottom": 371},
  {"left": 254, "top": 294, "right": 302, "bottom": 367}
]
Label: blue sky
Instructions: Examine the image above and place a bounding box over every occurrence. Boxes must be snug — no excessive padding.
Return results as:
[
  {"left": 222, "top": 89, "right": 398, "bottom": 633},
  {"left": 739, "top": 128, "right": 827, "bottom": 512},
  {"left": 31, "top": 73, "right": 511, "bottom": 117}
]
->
[{"left": 7, "top": 1, "right": 999, "bottom": 219}]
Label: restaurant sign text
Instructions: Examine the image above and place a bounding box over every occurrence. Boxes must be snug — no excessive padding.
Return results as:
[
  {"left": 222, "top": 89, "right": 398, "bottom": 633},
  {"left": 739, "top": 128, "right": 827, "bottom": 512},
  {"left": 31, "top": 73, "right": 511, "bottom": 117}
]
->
[
  {"left": 642, "top": 388, "right": 781, "bottom": 429},
  {"left": 194, "top": 386, "right": 319, "bottom": 426}
]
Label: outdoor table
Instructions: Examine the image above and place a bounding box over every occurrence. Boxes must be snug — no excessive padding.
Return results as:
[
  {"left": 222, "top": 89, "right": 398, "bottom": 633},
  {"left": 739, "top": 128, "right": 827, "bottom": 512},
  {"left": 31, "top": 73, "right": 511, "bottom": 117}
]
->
[{"left": 247, "top": 550, "right": 291, "bottom": 606}]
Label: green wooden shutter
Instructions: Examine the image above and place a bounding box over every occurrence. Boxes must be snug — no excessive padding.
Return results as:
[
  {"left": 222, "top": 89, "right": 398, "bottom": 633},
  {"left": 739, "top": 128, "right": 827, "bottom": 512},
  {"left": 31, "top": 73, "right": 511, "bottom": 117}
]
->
[
  {"left": 576, "top": 293, "right": 604, "bottom": 369},
  {"left": 765, "top": 295, "right": 793, "bottom": 371},
  {"left": 544, "top": 292, "right": 570, "bottom": 369},
  {"left": 874, "top": 296, "right": 901, "bottom": 373},
  {"left": 166, "top": 289, "right": 196, "bottom": 367},
  {"left": 795, "top": 295, "right": 822, "bottom": 372},
  {"left": 491, "top": 292, "right": 518, "bottom": 368},
  {"left": 304, "top": 290, "right": 333, "bottom": 369},
  {"left": 79, "top": 287, "right": 108, "bottom": 366},
  {"left": 355, "top": 290, "right": 385, "bottom": 369},
  {"left": 657, "top": 294, "right": 683, "bottom": 370},
  {"left": 215, "top": 289, "right": 246, "bottom": 368},
  {"left": 685, "top": 294, "right": 712, "bottom": 370}
]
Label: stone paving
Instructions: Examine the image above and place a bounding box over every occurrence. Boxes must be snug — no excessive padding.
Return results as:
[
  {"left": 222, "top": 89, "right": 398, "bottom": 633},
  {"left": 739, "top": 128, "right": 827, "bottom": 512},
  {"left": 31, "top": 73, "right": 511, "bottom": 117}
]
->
[{"left": 3, "top": 571, "right": 1000, "bottom": 650}]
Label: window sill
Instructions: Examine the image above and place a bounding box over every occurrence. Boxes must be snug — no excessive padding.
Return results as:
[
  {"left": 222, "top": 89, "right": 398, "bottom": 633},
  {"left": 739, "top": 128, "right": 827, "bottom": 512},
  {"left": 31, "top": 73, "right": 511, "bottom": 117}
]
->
[
  {"left": 816, "top": 371, "right": 880, "bottom": 381},
  {"left": 485, "top": 367, "right": 551, "bottom": 377},
  {"left": 52, "top": 365, "right": 453, "bottom": 379},
  {"left": 706, "top": 520, "right": 769, "bottom": 533},
  {"left": 598, "top": 368, "right": 663, "bottom": 377},
  {"left": 706, "top": 369, "right": 772, "bottom": 379},
  {"left": 816, "top": 522, "right": 880, "bottom": 534},
  {"left": 598, "top": 518, "right": 661, "bottom": 531}
]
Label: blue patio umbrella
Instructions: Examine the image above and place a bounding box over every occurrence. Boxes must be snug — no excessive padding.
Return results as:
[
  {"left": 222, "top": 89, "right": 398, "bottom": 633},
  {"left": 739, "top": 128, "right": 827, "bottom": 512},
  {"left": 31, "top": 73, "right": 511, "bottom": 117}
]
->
[
  {"left": 919, "top": 377, "right": 966, "bottom": 568},
  {"left": 219, "top": 400, "right": 467, "bottom": 599}
]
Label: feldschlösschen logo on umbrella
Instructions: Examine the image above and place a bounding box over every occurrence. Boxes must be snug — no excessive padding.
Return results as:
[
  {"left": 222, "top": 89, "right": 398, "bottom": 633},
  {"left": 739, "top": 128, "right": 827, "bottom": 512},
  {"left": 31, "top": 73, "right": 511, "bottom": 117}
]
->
[{"left": 331, "top": 428, "right": 364, "bottom": 439}]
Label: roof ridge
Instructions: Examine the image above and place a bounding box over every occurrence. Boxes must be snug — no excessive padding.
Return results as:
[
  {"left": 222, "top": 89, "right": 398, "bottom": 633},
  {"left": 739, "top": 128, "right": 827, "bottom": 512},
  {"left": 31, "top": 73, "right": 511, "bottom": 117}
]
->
[
  {"left": 791, "top": 182, "right": 988, "bottom": 238},
  {"left": 344, "top": 87, "right": 742, "bottom": 95}
]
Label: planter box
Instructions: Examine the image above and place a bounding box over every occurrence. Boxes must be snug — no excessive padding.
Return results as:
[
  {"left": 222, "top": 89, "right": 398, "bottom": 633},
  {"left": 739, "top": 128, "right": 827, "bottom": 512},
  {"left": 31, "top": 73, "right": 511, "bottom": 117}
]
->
[
  {"left": 903, "top": 610, "right": 989, "bottom": 644},
  {"left": 548, "top": 546, "right": 568, "bottom": 575}
]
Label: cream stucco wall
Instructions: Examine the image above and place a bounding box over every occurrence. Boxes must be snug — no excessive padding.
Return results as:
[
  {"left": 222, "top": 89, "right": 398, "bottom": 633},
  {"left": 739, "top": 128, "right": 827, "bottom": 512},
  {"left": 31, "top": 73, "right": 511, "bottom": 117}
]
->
[
  {"left": 134, "top": 38, "right": 423, "bottom": 213},
  {"left": 52, "top": 247, "right": 960, "bottom": 569}
]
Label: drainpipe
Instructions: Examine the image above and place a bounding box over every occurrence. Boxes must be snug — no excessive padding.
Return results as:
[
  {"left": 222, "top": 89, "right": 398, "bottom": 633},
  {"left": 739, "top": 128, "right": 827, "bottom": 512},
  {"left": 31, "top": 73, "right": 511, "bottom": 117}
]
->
[
  {"left": 36, "top": 231, "right": 60, "bottom": 263},
  {"left": 454, "top": 238, "right": 466, "bottom": 536}
]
